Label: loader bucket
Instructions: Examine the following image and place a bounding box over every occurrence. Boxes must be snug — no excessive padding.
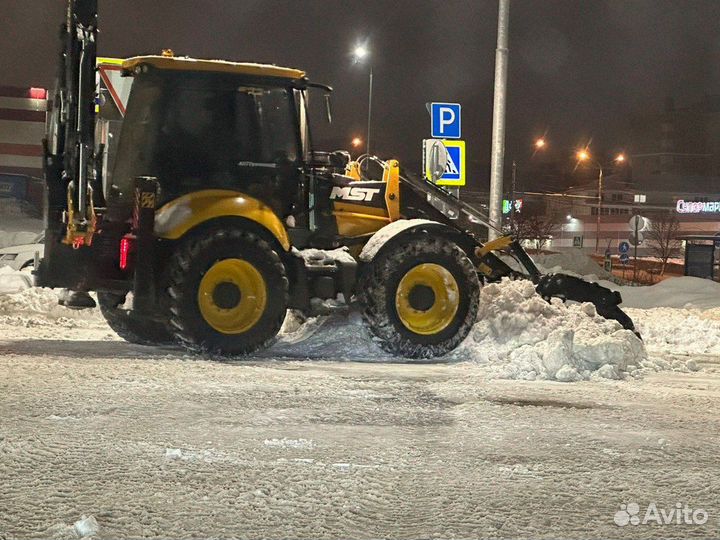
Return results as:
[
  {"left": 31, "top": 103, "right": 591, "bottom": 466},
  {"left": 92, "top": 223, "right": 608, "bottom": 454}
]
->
[{"left": 535, "top": 273, "right": 639, "bottom": 337}]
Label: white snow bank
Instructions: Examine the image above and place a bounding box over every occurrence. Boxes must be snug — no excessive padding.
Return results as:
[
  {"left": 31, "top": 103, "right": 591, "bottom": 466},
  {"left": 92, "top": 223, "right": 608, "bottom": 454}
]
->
[
  {"left": 0, "top": 198, "right": 43, "bottom": 239},
  {"left": 598, "top": 276, "right": 720, "bottom": 310},
  {"left": 0, "top": 277, "right": 694, "bottom": 381},
  {"left": 273, "top": 279, "right": 681, "bottom": 381},
  {"left": 0, "top": 230, "right": 39, "bottom": 248},
  {"left": 0, "top": 286, "right": 102, "bottom": 327},
  {"left": 629, "top": 307, "right": 720, "bottom": 356},
  {"left": 449, "top": 279, "right": 656, "bottom": 381},
  {"left": 532, "top": 250, "right": 614, "bottom": 281},
  {"left": 0, "top": 265, "right": 33, "bottom": 293},
  {"left": 269, "top": 309, "right": 390, "bottom": 360}
]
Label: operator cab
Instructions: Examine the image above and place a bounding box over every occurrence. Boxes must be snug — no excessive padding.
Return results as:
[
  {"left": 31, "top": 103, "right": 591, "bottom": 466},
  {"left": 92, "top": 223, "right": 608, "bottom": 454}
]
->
[{"left": 109, "top": 54, "right": 344, "bottom": 248}]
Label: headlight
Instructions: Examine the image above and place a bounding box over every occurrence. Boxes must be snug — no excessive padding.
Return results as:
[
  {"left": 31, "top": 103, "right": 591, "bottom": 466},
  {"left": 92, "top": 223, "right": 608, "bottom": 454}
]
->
[{"left": 0, "top": 253, "right": 17, "bottom": 261}]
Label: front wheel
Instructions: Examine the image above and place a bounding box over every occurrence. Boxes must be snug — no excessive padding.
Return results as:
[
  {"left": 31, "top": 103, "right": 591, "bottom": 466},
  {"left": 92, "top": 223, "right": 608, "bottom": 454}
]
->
[
  {"left": 167, "top": 229, "right": 289, "bottom": 356},
  {"left": 358, "top": 234, "right": 480, "bottom": 358}
]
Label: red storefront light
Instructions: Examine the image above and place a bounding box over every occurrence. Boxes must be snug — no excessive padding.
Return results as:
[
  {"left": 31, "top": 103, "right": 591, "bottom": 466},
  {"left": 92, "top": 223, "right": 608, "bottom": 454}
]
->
[{"left": 29, "top": 87, "right": 47, "bottom": 100}]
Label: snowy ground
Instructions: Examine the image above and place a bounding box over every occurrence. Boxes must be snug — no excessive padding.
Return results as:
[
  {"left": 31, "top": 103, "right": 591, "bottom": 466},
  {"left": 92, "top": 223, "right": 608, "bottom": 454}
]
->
[
  {"left": 1, "top": 288, "right": 720, "bottom": 538},
  {"left": 2, "top": 250, "right": 720, "bottom": 538}
]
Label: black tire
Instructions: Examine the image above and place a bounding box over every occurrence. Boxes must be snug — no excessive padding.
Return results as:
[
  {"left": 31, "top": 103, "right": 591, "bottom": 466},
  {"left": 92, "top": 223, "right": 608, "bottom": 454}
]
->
[
  {"left": 358, "top": 234, "right": 480, "bottom": 358},
  {"left": 167, "top": 228, "right": 288, "bottom": 356},
  {"left": 98, "top": 292, "right": 175, "bottom": 346}
]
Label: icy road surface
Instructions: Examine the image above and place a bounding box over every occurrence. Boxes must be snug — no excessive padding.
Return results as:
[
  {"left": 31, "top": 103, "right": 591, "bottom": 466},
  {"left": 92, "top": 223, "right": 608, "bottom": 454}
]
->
[{"left": 1, "top": 320, "right": 720, "bottom": 539}]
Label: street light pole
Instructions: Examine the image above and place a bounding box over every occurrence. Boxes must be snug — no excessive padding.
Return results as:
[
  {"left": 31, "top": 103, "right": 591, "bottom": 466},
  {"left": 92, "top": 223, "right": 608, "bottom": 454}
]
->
[
  {"left": 510, "top": 138, "right": 546, "bottom": 231},
  {"left": 353, "top": 43, "right": 372, "bottom": 166},
  {"left": 595, "top": 161, "right": 602, "bottom": 253},
  {"left": 595, "top": 163, "right": 603, "bottom": 253},
  {"left": 509, "top": 159, "right": 517, "bottom": 229},
  {"left": 488, "top": 0, "right": 510, "bottom": 240},
  {"left": 366, "top": 67, "right": 373, "bottom": 159}
]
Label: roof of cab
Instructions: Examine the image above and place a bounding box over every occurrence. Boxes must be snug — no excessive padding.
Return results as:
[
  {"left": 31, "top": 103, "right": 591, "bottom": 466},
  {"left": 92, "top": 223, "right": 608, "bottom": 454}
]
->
[{"left": 122, "top": 55, "right": 306, "bottom": 80}]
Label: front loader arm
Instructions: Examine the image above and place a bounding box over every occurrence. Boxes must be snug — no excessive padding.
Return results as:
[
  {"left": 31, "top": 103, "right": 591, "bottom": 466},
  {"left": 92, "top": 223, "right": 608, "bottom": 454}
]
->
[{"left": 395, "top": 168, "right": 638, "bottom": 334}]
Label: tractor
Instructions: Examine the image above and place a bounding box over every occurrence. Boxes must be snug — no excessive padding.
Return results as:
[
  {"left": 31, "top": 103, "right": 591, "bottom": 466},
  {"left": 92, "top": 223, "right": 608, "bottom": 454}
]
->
[{"left": 37, "top": 0, "right": 636, "bottom": 358}]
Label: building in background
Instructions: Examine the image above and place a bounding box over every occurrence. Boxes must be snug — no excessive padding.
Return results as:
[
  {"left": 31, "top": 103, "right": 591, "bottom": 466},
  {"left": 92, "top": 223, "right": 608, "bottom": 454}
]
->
[
  {"left": 0, "top": 86, "right": 47, "bottom": 177},
  {"left": 0, "top": 86, "right": 48, "bottom": 211},
  {"left": 629, "top": 95, "right": 720, "bottom": 177}
]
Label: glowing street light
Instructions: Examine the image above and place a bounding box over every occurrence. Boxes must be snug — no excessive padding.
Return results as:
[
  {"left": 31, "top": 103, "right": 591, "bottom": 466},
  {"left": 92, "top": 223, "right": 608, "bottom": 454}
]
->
[
  {"left": 510, "top": 137, "right": 548, "bottom": 228},
  {"left": 615, "top": 153, "right": 626, "bottom": 163},
  {"left": 353, "top": 45, "right": 369, "bottom": 60},
  {"left": 575, "top": 148, "right": 603, "bottom": 252},
  {"left": 351, "top": 137, "right": 363, "bottom": 148},
  {"left": 352, "top": 42, "right": 372, "bottom": 162}
]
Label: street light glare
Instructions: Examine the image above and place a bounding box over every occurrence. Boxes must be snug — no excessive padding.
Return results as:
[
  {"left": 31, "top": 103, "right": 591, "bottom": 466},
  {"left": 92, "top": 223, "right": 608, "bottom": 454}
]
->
[
  {"left": 615, "top": 153, "right": 626, "bottom": 162},
  {"left": 534, "top": 138, "right": 546, "bottom": 149},
  {"left": 577, "top": 150, "right": 590, "bottom": 161},
  {"left": 351, "top": 137, "right": 362, "bottom": 147},
  {"left": 353, "top": 45, "right": 369, "bottom": 60}
]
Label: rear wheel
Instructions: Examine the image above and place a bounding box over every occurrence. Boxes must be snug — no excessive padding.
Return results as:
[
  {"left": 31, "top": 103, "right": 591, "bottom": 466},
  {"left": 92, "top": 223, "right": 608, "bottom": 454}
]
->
[
  {"left": 167, "top": 229, "right": 288, "bottom": 356},
  {"left": 358, "top": 235, "right": 480, "bottom": 358},
  {"left": 98, "top": 292, "right": 175, "bottom": 346}
]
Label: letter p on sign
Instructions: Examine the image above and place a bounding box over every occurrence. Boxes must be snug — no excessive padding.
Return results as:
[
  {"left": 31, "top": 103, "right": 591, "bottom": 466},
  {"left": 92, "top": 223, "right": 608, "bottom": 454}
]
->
[{"left": 431, "top": 102, "right": 461, "bottom": 139}]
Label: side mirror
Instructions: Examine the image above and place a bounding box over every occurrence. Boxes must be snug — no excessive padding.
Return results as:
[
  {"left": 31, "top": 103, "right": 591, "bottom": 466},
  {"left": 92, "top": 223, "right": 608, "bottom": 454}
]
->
[{"left": 425, "top": 139, "right": 448, "bottom": 182}]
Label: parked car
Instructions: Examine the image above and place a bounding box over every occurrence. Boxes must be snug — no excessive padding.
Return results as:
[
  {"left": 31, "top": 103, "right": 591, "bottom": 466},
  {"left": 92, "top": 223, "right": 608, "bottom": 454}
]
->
[{"left": 0, "top": 232, "right": 44, "bottom": 271}]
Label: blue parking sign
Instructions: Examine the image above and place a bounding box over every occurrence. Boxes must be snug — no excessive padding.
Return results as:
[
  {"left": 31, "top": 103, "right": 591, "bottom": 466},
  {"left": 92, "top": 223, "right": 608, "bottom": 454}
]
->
[
  {"left": 618, "top": 241, "right": 630, "bottom": 254},
  {"left": 430, "top": 102, "right": 461, "bottom": 139}
]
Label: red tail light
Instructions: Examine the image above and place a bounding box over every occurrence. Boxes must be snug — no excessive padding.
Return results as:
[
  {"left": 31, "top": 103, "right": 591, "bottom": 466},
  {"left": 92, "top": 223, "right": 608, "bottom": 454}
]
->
[{"left": 119, "top": 236, "right": 132, "bottom": 270}]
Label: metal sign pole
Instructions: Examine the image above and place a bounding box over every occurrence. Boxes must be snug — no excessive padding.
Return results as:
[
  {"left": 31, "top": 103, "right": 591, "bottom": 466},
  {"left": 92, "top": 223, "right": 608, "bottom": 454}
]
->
[{"left": 633, "top": 217, "right": 639, "bottom": 282}]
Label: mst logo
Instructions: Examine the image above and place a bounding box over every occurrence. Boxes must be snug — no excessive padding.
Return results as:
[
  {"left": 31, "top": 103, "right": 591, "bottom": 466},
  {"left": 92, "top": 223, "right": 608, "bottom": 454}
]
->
[{"left": 330, "top": 186, "right": 381, "bottom": 202}]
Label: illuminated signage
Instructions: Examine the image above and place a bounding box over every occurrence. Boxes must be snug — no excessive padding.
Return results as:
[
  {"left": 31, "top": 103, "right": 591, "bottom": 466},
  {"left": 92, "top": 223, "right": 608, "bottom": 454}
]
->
[
  {"left": 676, "top": 200, "right": 720, "bottom": 214},
  {"left": 502, "top": 199, "right": 523, "bottom": 215}
]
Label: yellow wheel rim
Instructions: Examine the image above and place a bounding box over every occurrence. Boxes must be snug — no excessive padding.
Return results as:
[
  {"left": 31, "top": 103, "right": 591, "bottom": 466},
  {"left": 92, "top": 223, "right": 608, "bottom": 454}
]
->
[
  {"left": 197, "top": 258, "right": 267, "bottom": 334},
  {"left": 395, "top": 263, "right": 460, "bottom": 335}
]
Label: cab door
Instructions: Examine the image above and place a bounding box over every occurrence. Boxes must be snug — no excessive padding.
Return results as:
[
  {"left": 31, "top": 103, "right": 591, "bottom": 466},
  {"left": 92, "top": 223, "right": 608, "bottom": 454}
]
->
[{"left": 233, "top": 86, "right": 303, "bottom": 222}]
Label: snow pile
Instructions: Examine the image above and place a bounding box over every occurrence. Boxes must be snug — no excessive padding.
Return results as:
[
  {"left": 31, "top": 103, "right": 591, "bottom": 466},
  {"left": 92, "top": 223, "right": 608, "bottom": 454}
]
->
[
  {"left": 0, "top": 286, "right": 102, "bottom": 327},
  {"left": 599, "top": 276, "right": 720, "bottom": 310},
  {"left": 452, "top": 279, "right": 652, "bottom": 381},
  {"left": 0, "top": 198, "right": 43, "bottom": 240},
  {"left": 0, "top": 265, "right": 33, "bottom": 293},
  {"left": 629, "top": 307, "right": 720, "bottom": 356},
  {"left": 533, "top": 250, "right": 614, "bottom": 281},
  {"left": 0, "top": 230, "right": 38, "bottom": 249},
  {"left": 270, "top": 309, "right": 389, "bottom": 360}
]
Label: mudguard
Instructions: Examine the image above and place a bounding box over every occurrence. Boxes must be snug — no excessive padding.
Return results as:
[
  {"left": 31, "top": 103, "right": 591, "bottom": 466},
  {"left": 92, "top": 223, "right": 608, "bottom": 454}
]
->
[
  {"left": 153, "top": 189, "right": 290, "bottom": 250},
  {"left": 359, "top": 219, "right": 452, "bottom": 262}
]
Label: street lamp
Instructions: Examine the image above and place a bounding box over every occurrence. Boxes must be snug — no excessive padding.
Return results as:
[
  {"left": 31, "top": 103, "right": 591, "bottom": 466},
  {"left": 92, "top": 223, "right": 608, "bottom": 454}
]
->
[
  {"left": 576, "top": 150, "right": 626, "bottom": 253},
  {"left": 353, "top": 43, "right": 372, "bottom": 163},
  {"left": 510, "top": 137, "right": 548, "bottom": 228},
  {"left": 351, "top": 137, "right": 363, "bottom": 148}
]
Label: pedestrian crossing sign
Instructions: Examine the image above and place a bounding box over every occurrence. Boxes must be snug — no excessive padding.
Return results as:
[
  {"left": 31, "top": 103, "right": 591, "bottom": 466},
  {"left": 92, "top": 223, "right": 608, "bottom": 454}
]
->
[{"left": 436, "top": 140, "right": 465, "bottom": 186}]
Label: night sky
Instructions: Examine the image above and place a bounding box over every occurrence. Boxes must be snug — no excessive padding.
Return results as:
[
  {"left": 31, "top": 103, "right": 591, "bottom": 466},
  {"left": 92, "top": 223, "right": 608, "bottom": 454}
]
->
[{"left": 3, "top": 0, "right": 719, "bottom": 189}]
